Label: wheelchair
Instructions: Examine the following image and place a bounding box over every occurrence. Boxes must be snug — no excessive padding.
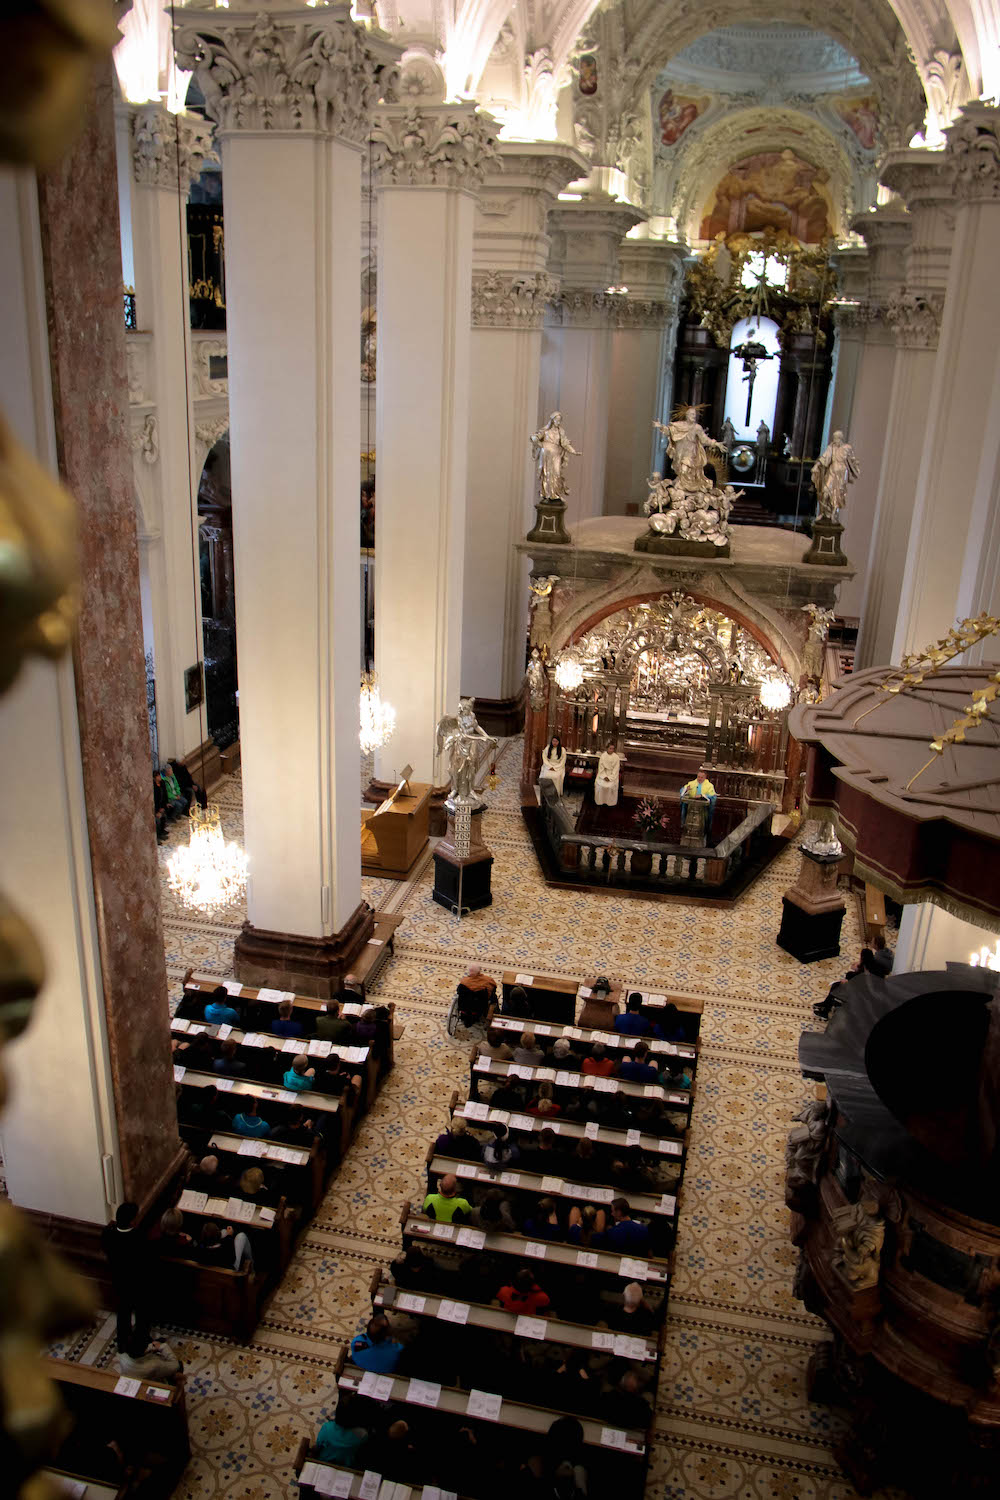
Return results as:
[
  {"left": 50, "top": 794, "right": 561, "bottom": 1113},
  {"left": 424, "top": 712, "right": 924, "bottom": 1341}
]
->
[{"left": 446, "top": 982, "right": 493, "bottom": 1039}]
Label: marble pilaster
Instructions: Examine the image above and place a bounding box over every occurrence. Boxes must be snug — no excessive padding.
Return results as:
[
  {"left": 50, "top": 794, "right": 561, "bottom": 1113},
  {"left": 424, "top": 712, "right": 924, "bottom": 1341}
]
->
[
  {"left": 893, "top": 104, "right": 1000, "bottom": 659},
  {"left": 855, "top": 151, "right": 953, "bottom": 668},
  {"left": 373, "top": 103, "right": 499, "bottom": 778},
  {"left": 542, "top": 198, "right": 643, "bottom": 523},
  {"left": 7, "top": 66, "right": 180, "bottom": 1216},
  {"left": 176, "top": 4, "right": 400, "bottom": 990},
  {"left": 462, "top": 142, "right": 585, "bottom": 709},
  {"left": 126, "top": 102, "right": 217, "bottom": 766}
]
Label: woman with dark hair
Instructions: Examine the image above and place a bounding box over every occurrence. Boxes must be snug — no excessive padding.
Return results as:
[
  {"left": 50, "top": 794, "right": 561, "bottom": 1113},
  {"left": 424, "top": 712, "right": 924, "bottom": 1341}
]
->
[{"left": 539, "top": 734, "right": 567, "bottom": 795}]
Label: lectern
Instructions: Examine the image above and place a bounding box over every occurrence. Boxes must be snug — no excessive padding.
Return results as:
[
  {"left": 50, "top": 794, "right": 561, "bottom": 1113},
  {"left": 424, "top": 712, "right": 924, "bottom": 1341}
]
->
[{"left": 361, "top": 768, "right": 431, "bottom": 879}]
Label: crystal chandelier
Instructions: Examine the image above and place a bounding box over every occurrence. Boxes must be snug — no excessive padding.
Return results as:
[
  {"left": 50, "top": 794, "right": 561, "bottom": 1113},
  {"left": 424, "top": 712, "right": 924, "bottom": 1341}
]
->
[
  {"left": 554, "top": 648, "right": 584, "bottom": 691},
  {"left": 759, "top": 674, "right": 792, "bottom": 712},
  {"left": 360, "top": 670, "right": 396, "bottom": 754},
  {"left": 167, "top": 803, "right": 248, "bottom": 912}
]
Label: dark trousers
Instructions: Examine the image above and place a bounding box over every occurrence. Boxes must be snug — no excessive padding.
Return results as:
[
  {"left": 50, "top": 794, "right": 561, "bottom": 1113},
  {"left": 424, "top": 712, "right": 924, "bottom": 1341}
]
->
[{"left": 114, "top": 1283, "right": 150, "bottom": 1354}]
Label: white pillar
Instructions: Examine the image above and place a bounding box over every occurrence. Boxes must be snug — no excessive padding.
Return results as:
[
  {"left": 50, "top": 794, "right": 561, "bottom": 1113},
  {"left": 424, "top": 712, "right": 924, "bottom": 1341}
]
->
[
  {"left": 893, "top": 104, "right": 1000, "bottom": 660},
  {"left": 604, "top": 240, "right": 686, "bottom": 514},
  {"left": 824, "top": 247, "right": 869, "bottom": 449},
  {"left": 544, "top": 199, "right": 643, "bottom": 523},
  {"left": 373, "top": 104, "right": 498, "bottom": 781},
  {"left": 462, "top": 143, "right": 586, "bottom": 708},
  {"left": 176, "top": 5, "right": 399, "bottom": 988},
  {"left": 855, "top": 152, "right": 953, "bottom": 669},
  {"left": 126, "top": 102, "right": 216, "bottom": 764},
  {"left": 831, "top": 210, "right": 909, "bottom": 621},
  {"left": 894, "top": 903, "right": 997, "bottom": 973}
]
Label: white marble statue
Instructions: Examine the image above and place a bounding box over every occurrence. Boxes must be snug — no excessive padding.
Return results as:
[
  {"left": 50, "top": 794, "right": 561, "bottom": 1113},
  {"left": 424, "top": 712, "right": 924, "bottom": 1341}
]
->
[
  {"left": 531, "top": 412, "right": 577, "bottom": 501},
  {"left": 811, "top": 431, "right": 859, "bottom": 521},
  {"left": 643, "top": 410, "right": 742, "bottom": 548},
  {"left": 656, "top": 407, "right": 723, "bottom": 494},
  {"left": 436, "top": 697, "right": 497, "bottom": 809}
]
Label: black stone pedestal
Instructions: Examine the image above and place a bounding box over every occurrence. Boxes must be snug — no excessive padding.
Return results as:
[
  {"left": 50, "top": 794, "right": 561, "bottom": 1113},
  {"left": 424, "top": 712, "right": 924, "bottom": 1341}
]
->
[
  {"left": 634, "top": 531, "right": 730, "bottom": 557},
  {"left": 526, "top": 500, "right": 570, "bottom": 544},
  {"left": 432, "top": 849, "right": 494, "bottom": 916},
  {"left": 776, "top": 895, "right": 845, "bottom": 962},
  {"left": 802, "top": 518, "right": 847, "bottom": 566}
]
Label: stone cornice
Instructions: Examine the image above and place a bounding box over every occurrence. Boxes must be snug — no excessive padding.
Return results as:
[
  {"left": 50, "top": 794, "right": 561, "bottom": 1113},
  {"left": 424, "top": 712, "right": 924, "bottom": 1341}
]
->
[
  {"left": 546, "top": 285, "right": 672, "bottom": 329},
  {"left": 884, "top": 289, "right": 945, "bottom": 350},
  {"left": 946, "top": 102, "right": 1000, "bottom": 202},
  {"left": 174, "top": 5, "right": 400, "bottom": 142},
  {"left": 471, "top": 270, "right": 559, "bottom": 329},
  {"left": 878, "top": 147, "right": 953, "bottom": 212},
  {"left": 493, "top": 141, "right": 589, "bottom": 196},
  {"left": 131, "top": 104, "right": 218, "bottom": 194},
  {"left": 372, "top": 103, "right": 500, "bottom": 190}
]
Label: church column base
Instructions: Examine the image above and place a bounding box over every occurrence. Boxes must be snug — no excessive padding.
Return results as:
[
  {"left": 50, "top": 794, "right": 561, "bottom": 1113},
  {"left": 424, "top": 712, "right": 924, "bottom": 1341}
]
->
[{"left": 234, "top": 903, "right": 377, "bottom": 999}]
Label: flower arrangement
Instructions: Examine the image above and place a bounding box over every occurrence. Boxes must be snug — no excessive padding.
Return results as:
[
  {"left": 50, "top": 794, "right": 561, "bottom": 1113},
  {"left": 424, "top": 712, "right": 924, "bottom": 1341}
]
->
[{"left": 633, "top": 796, "right": 669, "bottom": 837}]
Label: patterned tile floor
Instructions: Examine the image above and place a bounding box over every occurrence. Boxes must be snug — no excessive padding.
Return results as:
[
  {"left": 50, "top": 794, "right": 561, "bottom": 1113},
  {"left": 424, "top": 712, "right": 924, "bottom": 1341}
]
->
[{"left": 63, "top": 739, "right": 883, "bottom": 1499}]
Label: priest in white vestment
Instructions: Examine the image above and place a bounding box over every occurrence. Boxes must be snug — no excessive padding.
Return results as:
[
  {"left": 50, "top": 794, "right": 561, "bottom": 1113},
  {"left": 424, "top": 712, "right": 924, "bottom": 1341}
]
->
[
  {"left": 593, "top": 742, "right": 622, "bottom": 806},
  {"left": 539, "top": 735, "right": 566, "bottom": 795}
]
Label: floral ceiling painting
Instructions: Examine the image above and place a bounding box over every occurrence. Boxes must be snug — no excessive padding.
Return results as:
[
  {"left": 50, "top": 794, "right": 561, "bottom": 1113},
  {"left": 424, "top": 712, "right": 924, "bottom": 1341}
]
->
[
  {"left": 699, "top": 149, "right": 833, "bottom": 243},
  {"left": 658, "top": 88, "right": 710, "bottom": 145}
]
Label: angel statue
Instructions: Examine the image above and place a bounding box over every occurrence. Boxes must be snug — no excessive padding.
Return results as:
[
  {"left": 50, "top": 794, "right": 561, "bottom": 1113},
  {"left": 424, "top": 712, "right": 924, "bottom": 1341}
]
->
[
  {"left": 531, "top": 412, "right": 577, "bottom": 501},
  {"left": 654, "top": 407, "right": 725, "bottom": 495},
  {"left": 811, "top": 431, "right": 859, "bottom": 521},
  {"left": 436, "top": 698, "right": 498, "bottom": 810}
]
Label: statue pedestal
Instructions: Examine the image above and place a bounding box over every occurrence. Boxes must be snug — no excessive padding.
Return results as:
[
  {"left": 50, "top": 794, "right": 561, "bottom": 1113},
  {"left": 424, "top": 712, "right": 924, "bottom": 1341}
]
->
[
  {"left": 527, "top": 500, "right": 571, "bottom": 545},
  {"left": 432, "top": 805, "right": 494, "bottom": 916},
  {"left": 776, "top": 847, "right": 846, "bottom": 962},
  {"left": 635, "top": 531, "right": 730, "bottom": 558},
  {"left": 803, "top": 518, "right": 847, "bottom": 566}
]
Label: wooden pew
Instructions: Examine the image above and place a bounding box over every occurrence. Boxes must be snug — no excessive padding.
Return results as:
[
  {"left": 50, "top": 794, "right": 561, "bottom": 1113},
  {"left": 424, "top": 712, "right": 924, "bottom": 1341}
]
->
[
  {"left": 500, "top": 971, "right": 579, "bottom": 1025},
  {"left": 373, "top": 1277, "right": 658, "bottom": 1364},
  {"left": 42, "top": 1356, "right": 189, "bottom": 1500},
  {"left": 400, "top": 1206, "right": 669, "bottom": 1289},
  {"left": 175, "top": 1068, "right": 353, "bottom": 1162},
  {"left": 450, "top": 1096, "right": 685, "bottom": 1166},
  {"left": 171, "top": 1015, "right": 378, "bottom": 1110},
  {"left": 294, "top": 1456, "right": 470, "bottom": 1500},
  {"left": 154, "top": 1250, "right": 266, "bottom": 1342},
  {"left": 488, "top": 1014, "right": 697, "bottom": 1068},
  {"left": 471, "top": 1057, "right": 692, "bottom": 1112},
  {"left": 207, "top": 1128, "right": 325, "bottom": 1214}
]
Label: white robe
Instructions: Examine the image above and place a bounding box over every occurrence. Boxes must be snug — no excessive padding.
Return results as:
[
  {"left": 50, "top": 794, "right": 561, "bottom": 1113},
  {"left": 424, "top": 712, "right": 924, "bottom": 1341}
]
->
[
  {"left": 593, "top": 751, "right": 621, "bottom": 806},
  {"left": 539, "top": 747, "right": 566, "bottom": 796}
]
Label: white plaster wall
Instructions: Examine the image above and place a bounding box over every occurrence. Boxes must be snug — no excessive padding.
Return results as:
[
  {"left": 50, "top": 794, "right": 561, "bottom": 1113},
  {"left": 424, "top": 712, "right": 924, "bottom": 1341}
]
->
[
  {"left": 551, "top": 325, "right": 612, "bottom": 525},
  {"left": 376, "top": 186, "right": 475, "bottom": 781},
  {"left": 894, "top": 903, "right": 996, "bottom": 973},
  {"left": 604, "top": 325, "right": 664, "bottom": 514},
  {"left": 834, "top": 337, "right": 897, "bottom": 621},
  {"left": 223, "top": 134, "right": 363, "bottom": 934},
  {"left": 0, "top": 168, "right": 118, "bottom": 1222}
]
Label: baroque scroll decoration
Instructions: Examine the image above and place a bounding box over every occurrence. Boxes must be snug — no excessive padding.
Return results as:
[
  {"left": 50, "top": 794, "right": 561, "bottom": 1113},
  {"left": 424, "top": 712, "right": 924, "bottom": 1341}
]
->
[
  {"left": 372, "top": 103, "right": 500, "bottom": 189},
  {"left": 471, "top": 270, "right": 559, "bottom": 329},
  {"left": 174, "top": 11, "right": 398, "bottom": 142}
]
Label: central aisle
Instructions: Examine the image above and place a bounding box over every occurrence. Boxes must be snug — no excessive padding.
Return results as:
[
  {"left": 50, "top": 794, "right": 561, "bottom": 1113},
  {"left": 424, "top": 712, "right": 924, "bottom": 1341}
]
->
[{"left": 93, "top": 739, "right": 869, "bottom": 1498}]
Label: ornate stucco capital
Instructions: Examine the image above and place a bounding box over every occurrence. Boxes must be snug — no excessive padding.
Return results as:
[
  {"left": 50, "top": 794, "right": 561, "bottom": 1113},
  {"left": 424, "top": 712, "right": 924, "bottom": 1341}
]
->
[
  {"left": 471, "top": 271, "right": 560, "bottom": 330},
  {"left": 372, "top": 103, "right": 500, "bottom": 191},
  {"left": 131, "top": 103, "right": 218, "bottom": 194},
  {"left": 174, "top": 4, "right": 400, "bottom": 143},
  {"left": 945, "top": 101, "right": 1000, "bottom": 202},
  {"left": 883, "top": 289, "right": 946, "bottom": 350}
]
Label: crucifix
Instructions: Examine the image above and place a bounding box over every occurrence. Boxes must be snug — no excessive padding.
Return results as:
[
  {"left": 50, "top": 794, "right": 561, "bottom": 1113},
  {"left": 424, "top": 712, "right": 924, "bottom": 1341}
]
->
[{"left": 732, "top": 339, "right": 774, "bottom": 427}]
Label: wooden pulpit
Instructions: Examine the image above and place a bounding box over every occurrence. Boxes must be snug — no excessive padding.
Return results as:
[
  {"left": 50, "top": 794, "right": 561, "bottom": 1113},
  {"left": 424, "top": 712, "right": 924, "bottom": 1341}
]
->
[{"left": 361, "top": 770, "right": 431, "bottom": 879}]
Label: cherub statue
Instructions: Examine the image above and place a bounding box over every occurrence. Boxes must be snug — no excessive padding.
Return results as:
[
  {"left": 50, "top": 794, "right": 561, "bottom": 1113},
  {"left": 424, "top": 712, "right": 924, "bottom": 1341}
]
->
[
  {"left": 811, "top": 431, "right": 859, "bottom": 521},
  {"left": 436, "top": 697, "right": 498, "bottom": 809},
  {"left": 530, "top": 412, "right": 577, "bottom": 501},
  {"left": 832, "top": 1196, "right": 885, "bottom": 1290}
]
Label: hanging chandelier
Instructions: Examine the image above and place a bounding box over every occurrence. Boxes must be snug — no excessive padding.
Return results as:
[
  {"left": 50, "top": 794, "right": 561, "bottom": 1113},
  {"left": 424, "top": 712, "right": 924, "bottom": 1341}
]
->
[
  {"left": 554, "top": 648, "right": 584, "bottom": 691},
  {"left": 360, "top": 670, "right": 396, "bottom": 754},
  {"left": 167, "top": 803, "right": 248, "bottom": 912},
  {"left": 759, "top": 674, "right": 792, "bottom": 712}
]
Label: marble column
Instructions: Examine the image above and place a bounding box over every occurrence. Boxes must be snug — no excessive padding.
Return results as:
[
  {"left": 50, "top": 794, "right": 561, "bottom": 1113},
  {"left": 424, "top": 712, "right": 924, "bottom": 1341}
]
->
[
  {"left": 855, "top": 152, "right": 953, "bottom": 669},
  {"left": 176, "top": 5, "right": 400, "bottom": 992},
  {"left": 893, "top": 104, "right": 1000, "bottom": 659},
  {"left": 604, "top": 239, "right": 687, "bottom": 513},
  {"left": 372, "top": 103, "right": 499, "bottom": 781},
  {"left": 542, "top": 198, "right": 643, "bottom": 523},
  {"left": 126, "top": 102, "right": 219, "bottom": 776},
  {"left": 461, "top": 142, "right": 585, "bottom": 714},
  {"left": 830, "top": 210, "right": 909, "bottom": 620},
  {"left": 0, "top": 68, "right": 181, "bottom": 1225}
]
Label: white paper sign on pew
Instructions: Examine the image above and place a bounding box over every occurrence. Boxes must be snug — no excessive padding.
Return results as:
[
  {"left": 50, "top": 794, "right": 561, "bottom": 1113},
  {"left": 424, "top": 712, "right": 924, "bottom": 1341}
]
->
[
  {"left": 358, "top": 1471, "right": 382, "bottom": 1500},
  {"left": 585, "top": 1121, "right": 600, "bottom": 1139},
  {"left": 467, "top": 1389, "right": 503, "bottom": 1421},
  {"left": 178, "top": 1190, "right": 207, "bottom": 1213},
  {"left": 422, "top": 1489, "right": 458, "bottom": 1500},
  {"left": 256, "top": 988, "right": 283, "bottom": 1003},
  {"left": 394, "top": 1293, "right": 426, "bottom": 1313},
  {"left": 223, "top": 981, "right": 243, "bottom": 996},
  {"left": 513, "top": 974, "right": 534, "bottom": 986},
  {"left": 600, "top": 1427, "right": 628, "bottom": 1449},
  {"left": 456, "top": 1227, "right": 486, "bottom": 1250},
  {"left": 114, "top": 1377, "right": 142, "bottom": 1397},
  {"left": 618, "top": 1257, "right": 649, "bottom": 1279},
  {"left": 311, "top": 1465, "right": 352, "bottom": 1497},
  {"left": 437, "top": 1299, "right": 469, "bottom": 1324},
  {"left": 406, "top": 1378, "right": 441, "bottom": 1407},
  {"left": 359, "top": 1372, "right": 394, "bottom": 1400},
  {"left": 514, "top": 1316, "right": 547, "bottom": 1340}
]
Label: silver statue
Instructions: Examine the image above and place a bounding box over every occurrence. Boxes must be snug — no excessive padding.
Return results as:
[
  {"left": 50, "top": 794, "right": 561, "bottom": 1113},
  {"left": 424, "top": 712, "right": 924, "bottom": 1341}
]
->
[
  {"left": 524, "top": 646, "right": 547, "bottom": 712},
  {"left": 531, "top": 412, "right": 577, "bottom": 501},
  {"left": 801, "top": 819, "right": 843, "bottom": 857},
  {"left": 436, "top": 697, "right": 498, "bottom": 810},
  {"left": 811, "top": 431, "right": 859, "bottom": 521},
  {"left": 720, "top": 416, "right": 737, "bottom": 453},
  {"left": 755, "top": 420, "right": 770, "bottom": 483},
  {"left": 643, "top": 409, "right": 741, "bottom": 548}
]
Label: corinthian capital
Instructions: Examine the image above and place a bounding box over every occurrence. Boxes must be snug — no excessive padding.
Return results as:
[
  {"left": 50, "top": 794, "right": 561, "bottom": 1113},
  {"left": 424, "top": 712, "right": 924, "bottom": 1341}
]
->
[
  {"left": 372, "top": 104, "right": 500, "bottom": 190},
  {"left": 946, "top": 102, "right": 1000, "bottom": 202},
  {"left": 471, "top": 271, "right": 559, "bottom": 329},
  {"left": 884, "top": 290, "right": 945, "bottom": 350},
  {"left": 131, "top": 104, "right": 218, "bottom": 195},
  {"left": 174, "top": 4, "right": 400, "bottom": 142}
]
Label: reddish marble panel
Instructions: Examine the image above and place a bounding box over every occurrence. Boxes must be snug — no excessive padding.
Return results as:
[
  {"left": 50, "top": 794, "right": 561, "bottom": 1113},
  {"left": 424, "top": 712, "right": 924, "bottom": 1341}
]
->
[{"left": 37, "top": 64, "right": 181, "bottom": 1208}]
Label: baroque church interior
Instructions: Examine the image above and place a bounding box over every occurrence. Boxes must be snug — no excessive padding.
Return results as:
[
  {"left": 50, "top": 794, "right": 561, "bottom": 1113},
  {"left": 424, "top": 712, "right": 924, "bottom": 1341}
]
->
[{"left": 2, "top": 0, "right": 1000, "bottom": 1498}]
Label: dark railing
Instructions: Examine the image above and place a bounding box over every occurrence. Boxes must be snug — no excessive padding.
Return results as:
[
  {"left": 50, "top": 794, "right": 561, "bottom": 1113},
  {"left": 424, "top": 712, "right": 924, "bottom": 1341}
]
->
[{"left": 124, "top": 287, "right": 137, "bottom": 331}]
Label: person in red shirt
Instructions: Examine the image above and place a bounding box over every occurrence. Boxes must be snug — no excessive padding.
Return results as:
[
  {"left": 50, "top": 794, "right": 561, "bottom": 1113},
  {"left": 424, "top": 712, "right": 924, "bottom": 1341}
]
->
[
  {"left": 581, "top": 1042, "right": 615, "bottom": 1078},
  {"left": 526, "top": 1081, "right": 561, "bottom": 1118},
  {"left": 497, "top": 1268, "right": 551, "bottom": 1317}
]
